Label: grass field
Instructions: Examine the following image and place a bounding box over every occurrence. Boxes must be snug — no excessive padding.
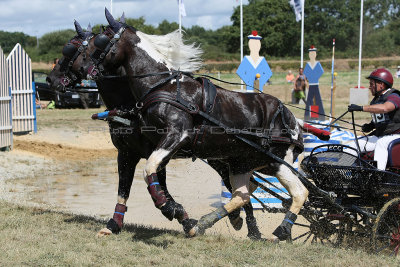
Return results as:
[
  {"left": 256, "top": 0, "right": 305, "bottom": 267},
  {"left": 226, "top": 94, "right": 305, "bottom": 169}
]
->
[{"left": 0, "top": 201, "right": 398, "bottom": 266}]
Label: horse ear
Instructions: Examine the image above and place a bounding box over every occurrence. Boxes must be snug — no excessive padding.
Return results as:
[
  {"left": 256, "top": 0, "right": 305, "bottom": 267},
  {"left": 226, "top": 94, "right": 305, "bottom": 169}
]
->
[
  {"left": 87, "top": 23, "right": 92, "bottom": 33},
  {"left": 105, "top": 7, "right": 121, "bottom": 32},
  {"left": 120, "top": 12, "right": 125, "bottom": 23},
  {"left": 74, "top": 20, "right": 85, "bottom": 38}
]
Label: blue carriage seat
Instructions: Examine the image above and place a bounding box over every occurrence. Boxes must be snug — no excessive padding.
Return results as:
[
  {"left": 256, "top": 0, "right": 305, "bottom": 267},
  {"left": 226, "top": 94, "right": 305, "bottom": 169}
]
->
[{"left": 388, "top": 138, "right": 400, "bottom": 168}]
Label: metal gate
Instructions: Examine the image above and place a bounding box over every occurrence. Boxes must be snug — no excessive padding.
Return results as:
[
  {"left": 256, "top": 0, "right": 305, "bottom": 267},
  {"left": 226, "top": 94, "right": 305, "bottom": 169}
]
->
[
  {"left": 7, "top": 43, "right": 36, "bottom": 133},
  {"left": 0, "top": 46, "right": 12, "bottom": 149}
]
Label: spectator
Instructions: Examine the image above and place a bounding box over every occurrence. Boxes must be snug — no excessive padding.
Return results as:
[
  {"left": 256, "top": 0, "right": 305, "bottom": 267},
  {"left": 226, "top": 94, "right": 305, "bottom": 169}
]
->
[
  {"left": 286, "top": 70, "right": 295, "bottom": 84},
  {"left": 396, "top": 66, "right": 400, "bottom": 78},
  {"left": 52, "top": 58, "right": 59, "bottom": 69}
]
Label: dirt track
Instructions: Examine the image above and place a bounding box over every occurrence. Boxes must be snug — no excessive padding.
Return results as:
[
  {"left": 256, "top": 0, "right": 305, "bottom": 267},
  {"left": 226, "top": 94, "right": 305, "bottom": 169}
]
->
[
  {"left": 13, "top": 139, "right": 117, "bottom": 161},
  {"left": 0, "top": 126, "right": 289, "bottom": 240}
]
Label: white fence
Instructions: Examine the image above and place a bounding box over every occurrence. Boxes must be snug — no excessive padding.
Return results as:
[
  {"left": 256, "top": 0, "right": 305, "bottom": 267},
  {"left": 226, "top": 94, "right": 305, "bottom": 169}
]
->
[
  {"left": 7, "top": 43, "right": 36, "bottom": 133},
  {"left": 0, "top": 47, "right": 12, "bottom": 149}
]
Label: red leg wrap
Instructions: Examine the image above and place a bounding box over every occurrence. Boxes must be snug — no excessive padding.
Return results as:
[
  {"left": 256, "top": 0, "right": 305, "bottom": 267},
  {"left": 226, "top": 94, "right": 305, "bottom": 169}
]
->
[
  {"left": 113, "top": 203, "right": 128, "bottom": 229},
  {"left": 146, "top": 173, "right": 167, "bottom": 208}
]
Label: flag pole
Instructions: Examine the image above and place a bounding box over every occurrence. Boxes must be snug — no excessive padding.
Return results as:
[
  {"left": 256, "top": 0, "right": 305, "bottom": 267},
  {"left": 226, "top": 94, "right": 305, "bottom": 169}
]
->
[
  {"left": 240, "top": 0, "right": 243, "bottom": 91},
  {"left": 357, "top": 0, "right": 364, "bottom": 88},
  {"left": 330, "top": 38, "right": 336, "bottom": 120},
  {"left": 179, "top": 1, "right": 182, "bottom": 34},
  {"left": 300, "top": 0, "right": 304, "bottom": 68}
]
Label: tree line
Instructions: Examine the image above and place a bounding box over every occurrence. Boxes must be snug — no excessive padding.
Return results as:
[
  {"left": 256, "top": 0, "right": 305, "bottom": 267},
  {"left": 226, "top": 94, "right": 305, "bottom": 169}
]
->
[{"left": 1, "top": 0, "right": 399, "bottom": 63}]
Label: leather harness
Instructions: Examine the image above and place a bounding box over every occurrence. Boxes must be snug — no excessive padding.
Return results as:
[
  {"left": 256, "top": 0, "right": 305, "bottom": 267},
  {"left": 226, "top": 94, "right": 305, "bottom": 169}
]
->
[{"left": 134, "top": 71, "right": 303, "bottom": 151}]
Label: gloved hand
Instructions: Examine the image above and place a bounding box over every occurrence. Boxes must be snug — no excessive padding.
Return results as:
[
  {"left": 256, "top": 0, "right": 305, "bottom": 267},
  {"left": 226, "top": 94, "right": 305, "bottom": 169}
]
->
[
  {"left": 361, "top": 122, "right": 375, "bottom": 132},
  {"left": 348, "top": 104, "right": 363, "bottom": 112}
]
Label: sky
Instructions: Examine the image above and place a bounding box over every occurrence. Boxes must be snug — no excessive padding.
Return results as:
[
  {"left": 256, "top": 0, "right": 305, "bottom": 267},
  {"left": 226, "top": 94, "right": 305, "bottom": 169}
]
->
[{"left": 0, "top": 0, "right": 249, "bottom": 37}]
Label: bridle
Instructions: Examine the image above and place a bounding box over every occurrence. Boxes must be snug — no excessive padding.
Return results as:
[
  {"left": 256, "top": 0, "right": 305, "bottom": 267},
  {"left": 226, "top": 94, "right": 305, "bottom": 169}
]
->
[
  {"left": 58, "top": 35, "right": 93, "bottom": 87},
  {"left": 88, "top": 26, "right": 127, "bottom": 79}
]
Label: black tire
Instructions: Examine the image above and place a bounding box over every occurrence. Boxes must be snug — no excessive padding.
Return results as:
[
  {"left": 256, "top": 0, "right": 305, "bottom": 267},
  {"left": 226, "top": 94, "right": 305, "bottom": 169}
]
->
[{"left": 371, "top": 197, "right": 400, "bottom": 256}]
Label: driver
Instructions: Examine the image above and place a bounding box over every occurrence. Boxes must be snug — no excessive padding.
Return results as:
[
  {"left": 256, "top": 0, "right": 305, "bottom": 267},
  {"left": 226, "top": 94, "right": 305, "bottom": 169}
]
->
[{"left": 347, "top": 68, "right": 400, "bottom": 170}]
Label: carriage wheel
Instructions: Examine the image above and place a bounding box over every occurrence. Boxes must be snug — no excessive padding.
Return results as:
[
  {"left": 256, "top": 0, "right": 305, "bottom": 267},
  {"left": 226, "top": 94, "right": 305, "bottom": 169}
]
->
[
  {"left": 291, "top": 209, "right": 346, "bottom": 247},
  {"left": 372, "top": 197, "right": 400, "bottom": 256}
]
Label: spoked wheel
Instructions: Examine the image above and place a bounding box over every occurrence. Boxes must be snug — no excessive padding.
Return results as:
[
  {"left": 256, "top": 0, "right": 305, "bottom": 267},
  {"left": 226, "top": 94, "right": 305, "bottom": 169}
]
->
[
  {"left": 372, "top": 197, "right": 400, "bottom": 256},
  {"left": 292, "top": 208, "right": 347, "bottom": 247}
]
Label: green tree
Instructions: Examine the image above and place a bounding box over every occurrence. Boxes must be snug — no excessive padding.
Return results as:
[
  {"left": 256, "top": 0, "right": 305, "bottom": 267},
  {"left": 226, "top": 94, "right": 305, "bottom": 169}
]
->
[
  {"left": 0, "top": 31, "right": 33, "bottom": 53},
  {"left": 230, "top": 0, "right": 299, "bottom": 57},
  {"left": 158, "top": 20, "right": 179, "bottom": 34}
]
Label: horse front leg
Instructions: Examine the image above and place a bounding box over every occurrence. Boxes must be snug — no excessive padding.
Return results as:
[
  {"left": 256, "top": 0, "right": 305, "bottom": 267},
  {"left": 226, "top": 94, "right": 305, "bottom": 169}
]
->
[
  {"left": 97, "top": 150, "right": 140, "bottom": 237},
  {"left": 143, "top": 130, "right": 197, "bottom": 234},
  {"left": 271, "top": 145, "right": 308, "bottom": 241},
  {"left": 188, "top": 171, "right": 253, "bottom": 237}
]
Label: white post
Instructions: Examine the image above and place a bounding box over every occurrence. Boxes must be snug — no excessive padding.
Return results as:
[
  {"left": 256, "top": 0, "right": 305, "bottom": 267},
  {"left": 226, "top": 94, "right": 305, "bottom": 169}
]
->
[
  {"left": 357, "top": 0, "right": 364, "bottom": 88},
  {"left": 300, "top": 0, "right": 305, "bottom": 68},
  {"left": 110, "top": 0, "right": 113, "bottom": 15},
  {"left": 240, "top": 0, "right": 243, "bottom": 91}
]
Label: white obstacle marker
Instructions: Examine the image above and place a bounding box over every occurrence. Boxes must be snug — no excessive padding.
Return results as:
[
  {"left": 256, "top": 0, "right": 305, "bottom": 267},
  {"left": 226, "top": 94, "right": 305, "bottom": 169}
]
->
[
  {"left": 7, "top": 43, "right": 36, "bottom": 133},
  {"left": 349, "top": 87, "right": 369, "bottom": 105},
  {"left": 0, "top": 46, "right": 12, "bottom": 149}
]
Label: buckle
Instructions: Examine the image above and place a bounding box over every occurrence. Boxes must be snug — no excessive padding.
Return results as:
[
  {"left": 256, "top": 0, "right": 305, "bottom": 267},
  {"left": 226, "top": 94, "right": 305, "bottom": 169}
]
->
[{"left": 136, "top": 102, "right": 143, "bottom": 109}]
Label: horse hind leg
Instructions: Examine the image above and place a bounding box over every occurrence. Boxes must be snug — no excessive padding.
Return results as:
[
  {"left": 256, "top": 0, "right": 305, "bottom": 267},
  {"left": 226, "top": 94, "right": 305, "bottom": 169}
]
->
[
  {"left": 208, "top": 159, "right": 244, "bottom": 231},
  {"left": 271, "top": 145, "right": 308, "bottom": 241},
  {"left": 188, "top": 172, "right": 252, "bottom": 237},
  {"left": 227, "top": 178, "right": 262, "bottom": 240}
]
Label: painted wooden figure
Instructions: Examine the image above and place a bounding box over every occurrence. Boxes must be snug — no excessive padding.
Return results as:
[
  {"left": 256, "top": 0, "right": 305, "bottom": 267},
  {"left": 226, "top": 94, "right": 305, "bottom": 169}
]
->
[
  {"left": 303, "top": 45, "right": 325, "bottom": 120},
  {"left": 236, "top": 31, "right": 272, "bottom": 92}
]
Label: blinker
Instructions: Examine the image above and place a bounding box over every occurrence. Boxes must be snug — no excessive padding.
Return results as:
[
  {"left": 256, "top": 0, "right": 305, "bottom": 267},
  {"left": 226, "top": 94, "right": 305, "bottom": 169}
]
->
[
  {"left": 94, "top": 34, "right": 111, "bottom": 51},
  {"left": 62, "top": 43, "right": 78, "bottom": 58}
]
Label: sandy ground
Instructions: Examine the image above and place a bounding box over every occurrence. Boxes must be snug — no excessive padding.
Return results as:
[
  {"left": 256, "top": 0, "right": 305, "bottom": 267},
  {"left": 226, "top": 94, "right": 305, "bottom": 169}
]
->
[{"left": 0, "top": 128, "right": 287, "bottom": 240}]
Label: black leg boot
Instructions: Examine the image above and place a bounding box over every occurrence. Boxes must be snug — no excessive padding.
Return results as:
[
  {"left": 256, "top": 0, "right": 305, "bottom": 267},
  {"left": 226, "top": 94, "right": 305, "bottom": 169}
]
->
[{"left": 272, "top": 211, "right": 297, "bottom": 241}]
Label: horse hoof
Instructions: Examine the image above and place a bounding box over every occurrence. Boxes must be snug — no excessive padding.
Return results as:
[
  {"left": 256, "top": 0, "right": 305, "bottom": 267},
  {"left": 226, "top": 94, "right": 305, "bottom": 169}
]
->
[
  {"left": 186, "top": 225, "right": 206, "bottom": 238},
  {"left": 186, "top": 227, "right": 197, "bottom": 238},
  {"left": 248, "top": 231, "right": 262, "bottom": 240},
  {"left": 96, "top": 228, "right": 112, "bottom": 237},
  {"left": 229, "top": 216, "right": 243, "bottom": 231}
]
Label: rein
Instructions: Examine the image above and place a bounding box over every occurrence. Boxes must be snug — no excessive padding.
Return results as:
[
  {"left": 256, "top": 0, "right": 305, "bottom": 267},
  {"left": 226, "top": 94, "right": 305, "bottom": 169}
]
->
[{"left": 196, "top": 74, "right": 362, "bottom": 128}]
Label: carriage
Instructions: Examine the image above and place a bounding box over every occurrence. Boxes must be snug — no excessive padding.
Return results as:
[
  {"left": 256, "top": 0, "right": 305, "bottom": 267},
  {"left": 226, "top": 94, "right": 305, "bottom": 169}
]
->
[{"left": 265, "top": 141, "right": 400, "bottom": 255}]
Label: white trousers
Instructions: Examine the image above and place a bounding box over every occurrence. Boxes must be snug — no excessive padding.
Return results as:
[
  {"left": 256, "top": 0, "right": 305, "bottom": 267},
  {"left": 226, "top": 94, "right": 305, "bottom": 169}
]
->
[{"left": 347, "top": 134, "right": 400, "bottom": 170}]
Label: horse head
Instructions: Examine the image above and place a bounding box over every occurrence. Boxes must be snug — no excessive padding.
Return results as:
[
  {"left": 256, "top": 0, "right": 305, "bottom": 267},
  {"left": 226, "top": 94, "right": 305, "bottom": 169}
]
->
[
  {"left": 47, "top": 20, "right": 93, "bottom": 92},
  {"left": 83, "top": 8, "right": 203, "bottom": 85}
]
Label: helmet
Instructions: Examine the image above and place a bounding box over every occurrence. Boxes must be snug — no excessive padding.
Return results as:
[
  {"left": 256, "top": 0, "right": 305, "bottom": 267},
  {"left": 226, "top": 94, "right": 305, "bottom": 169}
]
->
[{"left": 366, "top": 68, "right": 393, "bottom": 87}]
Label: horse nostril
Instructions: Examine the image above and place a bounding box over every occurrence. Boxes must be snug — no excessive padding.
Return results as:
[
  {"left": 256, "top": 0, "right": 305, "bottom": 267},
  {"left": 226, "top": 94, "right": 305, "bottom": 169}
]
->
[{"left": 46, "top": 77, "right": 52, "bottom": 85}]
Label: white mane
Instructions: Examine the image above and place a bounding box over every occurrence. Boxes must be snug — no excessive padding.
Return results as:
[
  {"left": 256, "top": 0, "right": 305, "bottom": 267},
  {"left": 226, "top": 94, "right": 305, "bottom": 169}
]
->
[{"left": 136, "top": 30, "right": 203, "bottom": 72}]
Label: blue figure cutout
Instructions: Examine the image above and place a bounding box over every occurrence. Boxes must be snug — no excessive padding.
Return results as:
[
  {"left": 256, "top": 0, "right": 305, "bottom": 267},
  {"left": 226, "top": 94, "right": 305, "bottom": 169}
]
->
[
  {"left": 303, "top": 45, "right": 325, "bottom": 120},
  {"left": 236, "top": 31, "right": 272, "bottom": 92}
]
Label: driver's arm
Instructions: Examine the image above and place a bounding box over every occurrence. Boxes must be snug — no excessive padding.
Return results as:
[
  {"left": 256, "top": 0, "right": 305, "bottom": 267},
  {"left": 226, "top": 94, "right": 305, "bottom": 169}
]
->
[{"left": 363, "top": 101, "right": 396, "bottom": 114}]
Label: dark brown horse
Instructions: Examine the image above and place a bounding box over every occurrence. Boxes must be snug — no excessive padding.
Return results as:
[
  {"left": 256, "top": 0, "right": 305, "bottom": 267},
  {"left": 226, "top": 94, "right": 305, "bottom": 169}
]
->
[
  {"left": 47, "top": 21, "right": 262, "bottom": 239},
  {"left": 71, "top": 9, "right": 309, "bottom": 241}
]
